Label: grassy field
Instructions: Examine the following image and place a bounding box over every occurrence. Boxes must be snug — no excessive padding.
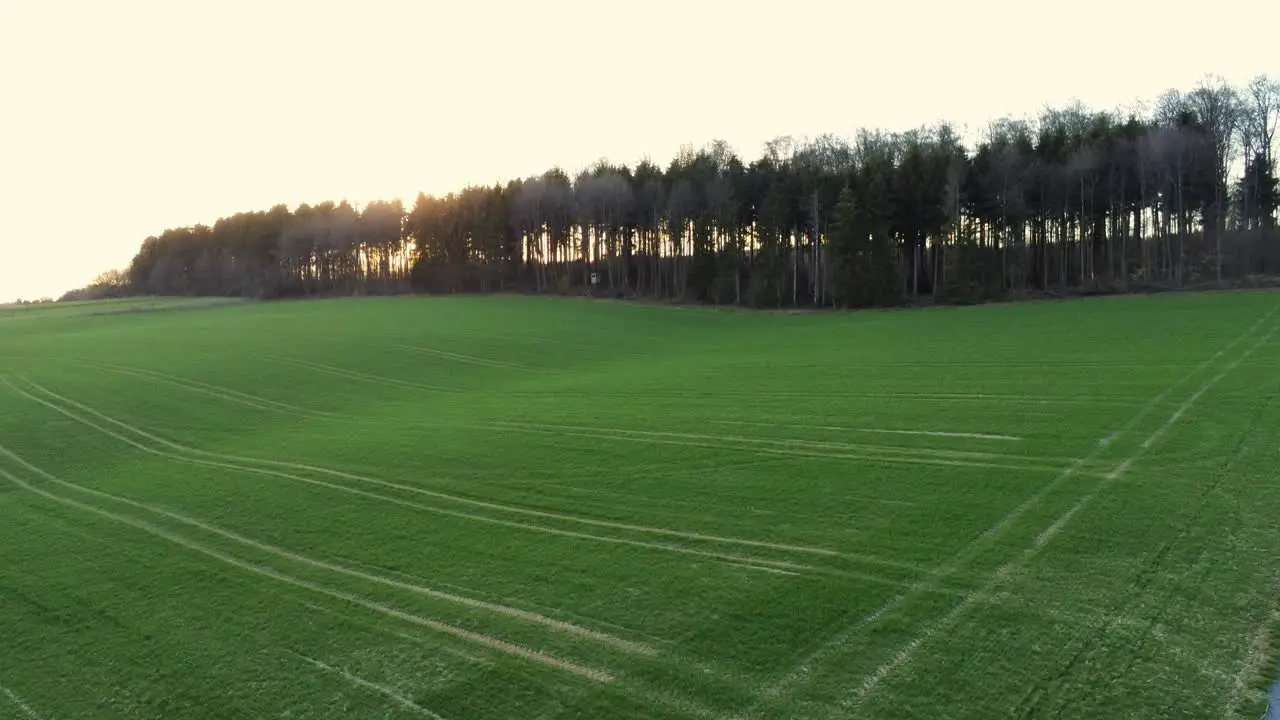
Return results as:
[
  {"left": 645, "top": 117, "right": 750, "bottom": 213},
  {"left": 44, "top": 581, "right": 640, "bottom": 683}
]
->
[{"left": 1, "top": 292, "right": 1278, "bottom": 719}]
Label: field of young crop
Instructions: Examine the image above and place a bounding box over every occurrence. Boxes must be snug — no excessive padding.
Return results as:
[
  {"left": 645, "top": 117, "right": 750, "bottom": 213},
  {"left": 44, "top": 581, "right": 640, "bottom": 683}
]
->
[{"left": 2, "top": 292, "right": 1279, "bottom": 719}]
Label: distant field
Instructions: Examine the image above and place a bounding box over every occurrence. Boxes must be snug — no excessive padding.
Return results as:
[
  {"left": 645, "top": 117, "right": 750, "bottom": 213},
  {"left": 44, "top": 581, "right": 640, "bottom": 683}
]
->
[{"left": 1, "top": 292, "right": 1278, "bottom": 719}]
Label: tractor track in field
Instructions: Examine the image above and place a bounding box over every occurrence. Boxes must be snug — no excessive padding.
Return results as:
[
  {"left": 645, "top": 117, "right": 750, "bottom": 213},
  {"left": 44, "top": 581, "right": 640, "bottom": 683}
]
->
[
  {"left": 711, "top": 419, "right": 1022, "bottom": 442},
  {"left": 0, "top": 460, "right": 615, "bottom": 683},
  {"left": 0, "top": 441, "right": 761, "bottom": 718},
  {"left": 66, "top": 359, "right": 352, "bottom": 420},
  {"left": 481, "top": 420, "right": 1110, "bottom": 478},
  {"left": 285, "top": 649, "right": 451, "bottom": 719},
  {"left": 1009, "top": 366, "right": 1276, "bottom": 719},
  {"left": 479, "top": 422, "right": 1037, "bottom": 470},
  {"left": 0, "top": 441, "right": 653, "bottom": 657},
  {"left": 195, "top": 353, "right": 1156, "bottom": 410},
  {"left": 720, "top": 560, "right": 800, "bottom": 577},
  {"left": 835, "top": 307, "right": 1280, "bottom": 716},
  {"left": 0, "top": 682, "right": 45, "bottom": 720},
  {"left": 497, "top": 421, "right": 1046, "bottom": 464},
  {"left": 743, "top": 303, "right": 1280, "bottom": 718},
  {"left": 312, "top": 555, "right": 669, "bottom": 650},
  {"left": 296, "top": 600, "right": 494, "bottom": 665},
  {"left": 394, "top": 344, "right": 538, "bottom": 372},
  {"left": 3, "top": 377, "right": 937, "bottom": 586},
  {"left": 500, "top": 388, "right": 1153, "bottom": 408},
  {"left": 263, "top": 355, "right": 464, "bottom": 394},
  {"left": 2, "top": 376, "right": 909, "bottom": 565}
]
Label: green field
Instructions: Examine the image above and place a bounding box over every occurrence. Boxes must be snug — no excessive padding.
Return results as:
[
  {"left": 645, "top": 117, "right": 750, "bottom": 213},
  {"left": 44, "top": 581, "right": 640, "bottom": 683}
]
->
[{"left": 2, "top": 292, "right": 1279, "bottom": 719}]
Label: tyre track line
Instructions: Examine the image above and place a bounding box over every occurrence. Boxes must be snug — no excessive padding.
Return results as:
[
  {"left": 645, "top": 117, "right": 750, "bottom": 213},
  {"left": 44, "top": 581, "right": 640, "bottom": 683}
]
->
[
  {"left": 487, "top": 422, "right": 1096, "bottom": 478},
  {"left": 0, "top": 464, "right": 612, "bottom": 683},
  {"left": 841, "top": 314, "right": 1280, "bottom": 714},
  {"left": 1, "top": 381, "right": 847, "bottom": 580},
  {"left": 748, "top": 304, "right": 1280, "bottom": 716},
  {"left": 0, "top": 684, "right": 44, "bottom": 720},
  {"left": 285, "top": 650, "right": 450, "bottom": 719},
  {"left": 7, "top": 377, "right": 888, "bottom": 568},
  {"left": 75, "top": 360, "right": 348, "bottom": 420},
  {"left": 0, "top": 442, "right": 651, "bottom": 656}
]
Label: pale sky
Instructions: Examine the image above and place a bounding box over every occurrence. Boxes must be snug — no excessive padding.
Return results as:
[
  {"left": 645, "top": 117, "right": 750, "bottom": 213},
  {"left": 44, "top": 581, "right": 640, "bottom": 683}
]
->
[{"left": 1, "top": 0, "right": 1274, "bottom": 302}]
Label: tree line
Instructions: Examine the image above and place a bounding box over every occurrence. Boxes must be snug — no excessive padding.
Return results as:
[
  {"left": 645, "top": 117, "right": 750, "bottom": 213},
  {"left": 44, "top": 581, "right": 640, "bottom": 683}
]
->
[{"left": 111, "top": 74, "right": 1280, "bottom": 309}]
